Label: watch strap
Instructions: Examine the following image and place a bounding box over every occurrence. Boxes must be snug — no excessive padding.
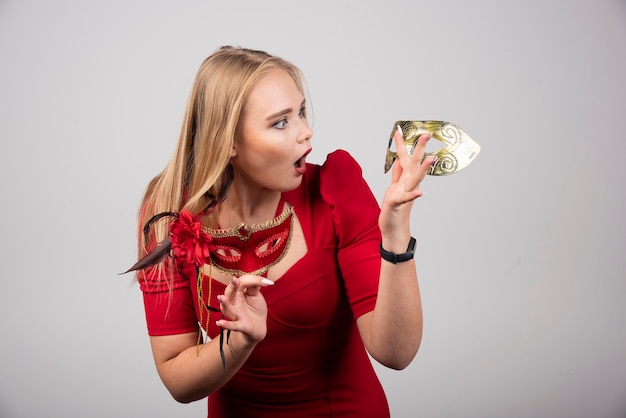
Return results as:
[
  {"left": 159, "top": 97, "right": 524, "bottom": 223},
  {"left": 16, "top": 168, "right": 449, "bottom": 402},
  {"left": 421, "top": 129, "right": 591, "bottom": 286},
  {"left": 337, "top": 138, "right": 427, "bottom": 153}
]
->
[{"left": 380, "top": 236, "right": 416, "bottom": 264}]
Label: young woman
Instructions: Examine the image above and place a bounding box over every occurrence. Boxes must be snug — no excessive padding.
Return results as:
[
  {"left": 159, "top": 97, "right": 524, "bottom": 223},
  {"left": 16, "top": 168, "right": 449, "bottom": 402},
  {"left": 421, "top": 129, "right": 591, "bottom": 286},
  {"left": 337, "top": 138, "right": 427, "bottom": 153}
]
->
[{"left": 130, "top": 45, "right": 433, "bottom": 417}]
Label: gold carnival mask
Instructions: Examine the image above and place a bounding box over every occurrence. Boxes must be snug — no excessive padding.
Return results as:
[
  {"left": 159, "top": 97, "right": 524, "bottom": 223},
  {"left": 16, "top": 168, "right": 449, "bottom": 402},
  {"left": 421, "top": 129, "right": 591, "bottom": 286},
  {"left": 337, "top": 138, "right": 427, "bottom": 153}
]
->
[{"left": 384, "top": 121, "right": 481, "bottom": 176}]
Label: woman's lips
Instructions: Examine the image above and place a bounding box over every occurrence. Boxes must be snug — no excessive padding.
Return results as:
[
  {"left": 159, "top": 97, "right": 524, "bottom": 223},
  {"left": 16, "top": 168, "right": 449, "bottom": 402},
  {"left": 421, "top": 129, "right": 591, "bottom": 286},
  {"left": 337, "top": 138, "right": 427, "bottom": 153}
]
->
[
  {"left": 294, "top": 156, "right": 306, "bottom": 174},
  {"left": 294, "top": 149, "right": 312, "bottom": 174}
]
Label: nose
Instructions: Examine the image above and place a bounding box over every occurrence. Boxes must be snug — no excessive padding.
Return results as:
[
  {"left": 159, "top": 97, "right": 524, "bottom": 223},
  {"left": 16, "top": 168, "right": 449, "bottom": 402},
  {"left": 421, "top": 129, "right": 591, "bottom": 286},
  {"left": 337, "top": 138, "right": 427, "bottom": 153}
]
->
[{"left": 297, "top": 117, "right": 313, "bottom": 143}]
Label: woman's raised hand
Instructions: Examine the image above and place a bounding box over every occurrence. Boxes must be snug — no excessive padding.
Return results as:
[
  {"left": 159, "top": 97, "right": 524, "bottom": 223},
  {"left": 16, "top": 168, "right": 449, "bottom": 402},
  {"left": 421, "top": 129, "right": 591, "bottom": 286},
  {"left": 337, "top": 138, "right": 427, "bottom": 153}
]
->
[{"left": 379, "top": 126, "right": 435, "bottom": 236}]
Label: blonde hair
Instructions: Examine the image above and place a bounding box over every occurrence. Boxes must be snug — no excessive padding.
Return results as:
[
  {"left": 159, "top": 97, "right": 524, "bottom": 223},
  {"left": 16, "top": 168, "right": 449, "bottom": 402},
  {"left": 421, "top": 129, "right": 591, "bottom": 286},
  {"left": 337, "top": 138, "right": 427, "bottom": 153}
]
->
[{"left": 138, "top": 46, "right": 306, "bottom": 258}]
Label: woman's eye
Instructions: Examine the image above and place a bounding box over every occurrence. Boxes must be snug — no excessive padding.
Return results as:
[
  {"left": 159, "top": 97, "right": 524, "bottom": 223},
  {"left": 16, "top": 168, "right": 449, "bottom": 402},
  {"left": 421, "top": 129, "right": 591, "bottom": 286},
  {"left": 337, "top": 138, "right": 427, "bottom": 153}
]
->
[
  {"left": 298, "top": 107, "right": 306, "bottom": 118},
  {"left": 273, "top": 119, "right": 287, "bottom": 129}
]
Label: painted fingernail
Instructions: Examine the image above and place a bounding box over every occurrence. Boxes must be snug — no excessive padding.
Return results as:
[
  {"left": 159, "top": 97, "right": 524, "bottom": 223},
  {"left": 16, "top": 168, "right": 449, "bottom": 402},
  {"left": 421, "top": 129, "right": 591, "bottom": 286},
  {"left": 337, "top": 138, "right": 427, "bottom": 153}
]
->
[
  {"left": 262, "top": 278, "right": 275, "bottom": 286},
  {"left": 217, "top": 294, "right": 223, "bottom": 302},
  {"left": 396, "top": 124, "right": 403, "bottom": 136},
  {"left": 231, "top": 277, "right": 239, "bottom": 286}
]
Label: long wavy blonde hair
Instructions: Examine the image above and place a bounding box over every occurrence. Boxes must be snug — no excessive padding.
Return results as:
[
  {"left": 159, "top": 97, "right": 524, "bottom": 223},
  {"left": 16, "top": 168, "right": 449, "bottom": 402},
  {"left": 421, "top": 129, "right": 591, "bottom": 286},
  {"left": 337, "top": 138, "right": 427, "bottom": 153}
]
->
[{"left": 138, "top": 46, "right": 306, "bottom": 258}]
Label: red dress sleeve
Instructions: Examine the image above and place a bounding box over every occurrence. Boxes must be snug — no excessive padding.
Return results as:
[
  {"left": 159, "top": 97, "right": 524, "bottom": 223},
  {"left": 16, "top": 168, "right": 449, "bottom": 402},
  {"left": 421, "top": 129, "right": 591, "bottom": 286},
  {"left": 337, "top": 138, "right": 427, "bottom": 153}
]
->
[
  {"left": 319, "top": 150, "right": 382, "bottom": 319},
  {"left": 137, "top": 257, "right": 198, "bottom": 336}
]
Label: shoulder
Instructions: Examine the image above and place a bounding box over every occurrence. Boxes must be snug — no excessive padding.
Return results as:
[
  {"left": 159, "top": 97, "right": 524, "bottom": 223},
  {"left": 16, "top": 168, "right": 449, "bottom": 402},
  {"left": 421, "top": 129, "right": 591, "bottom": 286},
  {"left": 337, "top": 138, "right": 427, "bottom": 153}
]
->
[
  {"left": 317, "top": 150, "right": 380, "bottom": 224},
  {"left": 285, "top": 150, "right": 376, "bottom": 213},
  {"left": 288, "top": 150, "right": 363, "bottom": 195},
  {"left": 319, "top": 149, "right": 362, "bottom": 177},
  {"left": 318, "top": 150, "right": 372, "bottom": 202}
]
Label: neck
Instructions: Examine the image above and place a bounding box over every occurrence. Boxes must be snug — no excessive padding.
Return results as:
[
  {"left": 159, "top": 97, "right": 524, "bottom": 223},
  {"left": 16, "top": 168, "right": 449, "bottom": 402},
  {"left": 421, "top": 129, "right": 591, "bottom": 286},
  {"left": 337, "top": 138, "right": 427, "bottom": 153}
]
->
[{"left": 221, "top": 183, "right": 282, "bottom": 227}]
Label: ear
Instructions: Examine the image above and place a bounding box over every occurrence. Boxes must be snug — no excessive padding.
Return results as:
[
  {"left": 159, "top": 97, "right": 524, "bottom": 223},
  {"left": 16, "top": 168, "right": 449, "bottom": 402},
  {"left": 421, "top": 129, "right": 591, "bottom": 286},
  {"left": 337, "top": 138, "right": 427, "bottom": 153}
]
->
[{"left": 229, "top": 146, "right": 237, "bottom": 157}]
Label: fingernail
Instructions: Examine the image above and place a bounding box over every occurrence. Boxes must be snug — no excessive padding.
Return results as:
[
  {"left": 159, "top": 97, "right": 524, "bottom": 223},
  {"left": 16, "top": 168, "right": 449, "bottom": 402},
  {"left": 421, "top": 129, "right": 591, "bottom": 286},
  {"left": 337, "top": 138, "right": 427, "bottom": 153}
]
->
[
  {"left": 217, "top": 294, "right": 223, "bottom": 302},
  {"left": 262, "top": 278, "right": 275, "bottom": 286},
  {"left": 396, "top": 124, "right": 403, "bottom": 136},
  {"left": 231, "top": 277, "right": 238, "bottom": 286}
]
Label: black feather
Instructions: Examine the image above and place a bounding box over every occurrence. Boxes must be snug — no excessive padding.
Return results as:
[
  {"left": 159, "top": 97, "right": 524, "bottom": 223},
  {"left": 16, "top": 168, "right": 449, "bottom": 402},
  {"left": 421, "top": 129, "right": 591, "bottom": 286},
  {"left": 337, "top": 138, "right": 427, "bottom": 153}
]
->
[
  {"left": 120, "top": 238, "right": 172, "bottom": 274},
  {"left": 142, "top": 211, "right": 179, "bottom": 247},
  {"left": 124, "top": 169, "right": 232, "bottom": 275},
  {"left": 219, "top": 320, "right": 226, "bottom": 371}
]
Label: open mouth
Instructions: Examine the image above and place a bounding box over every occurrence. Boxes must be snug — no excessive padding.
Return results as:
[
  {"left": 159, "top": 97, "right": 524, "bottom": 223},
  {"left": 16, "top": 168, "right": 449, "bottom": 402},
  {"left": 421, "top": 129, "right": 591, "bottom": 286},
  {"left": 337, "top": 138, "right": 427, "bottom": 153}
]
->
[
  {"left": 294, "top": 149, "right": 312, "bottom": 173},
  {"left": 294, "top": 149, "right": 312, "bottom": 168}
]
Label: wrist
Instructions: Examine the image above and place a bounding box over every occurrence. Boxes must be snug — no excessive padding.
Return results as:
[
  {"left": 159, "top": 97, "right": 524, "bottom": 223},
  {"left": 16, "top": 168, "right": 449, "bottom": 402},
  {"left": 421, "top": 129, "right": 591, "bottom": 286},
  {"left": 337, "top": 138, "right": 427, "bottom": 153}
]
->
[
  {"left": 378, "top": 205, "right": 411, "bottom": 236},
  {"left": 380, "top": 236, "right": 416, "bottom": 264}
]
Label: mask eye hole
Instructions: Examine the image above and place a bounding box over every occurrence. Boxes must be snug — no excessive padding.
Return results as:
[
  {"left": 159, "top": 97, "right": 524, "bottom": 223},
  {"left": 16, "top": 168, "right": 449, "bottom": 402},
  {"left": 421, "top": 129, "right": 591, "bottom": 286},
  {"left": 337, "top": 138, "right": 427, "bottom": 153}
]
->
[
  {"left": 214, "top": 246, "right": 242, "bottom": 262},
  {"left": 255, "top": 230, "right": 290, "bottom": 258}
]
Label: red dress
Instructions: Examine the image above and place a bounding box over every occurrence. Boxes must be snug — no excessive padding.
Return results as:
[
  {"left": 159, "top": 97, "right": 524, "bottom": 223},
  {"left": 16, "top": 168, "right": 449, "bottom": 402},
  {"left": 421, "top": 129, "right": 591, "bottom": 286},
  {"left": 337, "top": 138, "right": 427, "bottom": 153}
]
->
[{"left": 139, "top": 150, "right": 389, "bottom": 417}]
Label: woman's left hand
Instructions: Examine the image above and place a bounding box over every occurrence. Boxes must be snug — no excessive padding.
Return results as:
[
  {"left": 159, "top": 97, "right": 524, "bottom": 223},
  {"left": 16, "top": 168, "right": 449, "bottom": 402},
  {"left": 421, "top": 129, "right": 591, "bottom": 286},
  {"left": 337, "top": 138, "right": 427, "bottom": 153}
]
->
[{"left": 379, "top": 126, "right": 435, "bottom": 236}]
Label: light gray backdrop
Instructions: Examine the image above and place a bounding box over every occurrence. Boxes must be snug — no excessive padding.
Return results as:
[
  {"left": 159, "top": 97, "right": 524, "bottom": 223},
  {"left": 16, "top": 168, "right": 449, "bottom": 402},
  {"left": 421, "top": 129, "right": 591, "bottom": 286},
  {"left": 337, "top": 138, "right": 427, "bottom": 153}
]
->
[{"left": 1, "top": 1, "right": 625, "bottom": 417}]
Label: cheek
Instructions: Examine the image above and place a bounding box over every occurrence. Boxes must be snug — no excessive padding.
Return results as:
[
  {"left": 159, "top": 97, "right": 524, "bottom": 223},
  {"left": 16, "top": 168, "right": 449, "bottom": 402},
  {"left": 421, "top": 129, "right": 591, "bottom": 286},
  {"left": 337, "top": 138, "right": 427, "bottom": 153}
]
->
[
  {"left": 251, "top": 145, "right": 292, "bottom": 170},
  {"left": 236, "top": 131, "right": 294, "bottom": 176},
  {"left": 236, "top": 150, "right": 291, "bottom": 187}
]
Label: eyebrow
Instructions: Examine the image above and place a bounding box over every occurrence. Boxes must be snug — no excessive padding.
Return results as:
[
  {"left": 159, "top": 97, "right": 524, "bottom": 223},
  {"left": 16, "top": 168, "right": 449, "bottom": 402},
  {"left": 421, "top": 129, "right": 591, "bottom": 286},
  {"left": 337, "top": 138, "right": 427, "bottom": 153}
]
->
[{"left": 265, "top": 99, "right": 306, "bottom": 121}]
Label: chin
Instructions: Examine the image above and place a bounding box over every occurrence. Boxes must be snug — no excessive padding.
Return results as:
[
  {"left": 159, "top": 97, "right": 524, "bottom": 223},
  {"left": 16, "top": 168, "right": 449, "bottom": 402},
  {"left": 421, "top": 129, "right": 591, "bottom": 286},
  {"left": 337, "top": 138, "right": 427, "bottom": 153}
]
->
[{"left": 279, "top": 176, "right": 304, "bottom": 193}]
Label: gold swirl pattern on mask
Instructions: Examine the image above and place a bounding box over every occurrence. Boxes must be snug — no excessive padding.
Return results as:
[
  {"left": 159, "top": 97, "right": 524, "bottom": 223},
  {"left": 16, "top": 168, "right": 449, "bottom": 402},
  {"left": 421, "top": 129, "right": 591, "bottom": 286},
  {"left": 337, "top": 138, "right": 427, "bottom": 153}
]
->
[{"left": 384, "top": 121, "right": 481, "bottom": 176}]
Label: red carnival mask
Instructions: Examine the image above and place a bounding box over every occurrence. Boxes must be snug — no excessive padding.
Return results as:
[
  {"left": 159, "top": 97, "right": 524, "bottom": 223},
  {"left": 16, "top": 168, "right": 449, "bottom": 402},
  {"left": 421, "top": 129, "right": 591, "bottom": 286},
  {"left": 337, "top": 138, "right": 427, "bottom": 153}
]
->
[{"left": 207, "top": 204, "right": 294, "bottom": 277}]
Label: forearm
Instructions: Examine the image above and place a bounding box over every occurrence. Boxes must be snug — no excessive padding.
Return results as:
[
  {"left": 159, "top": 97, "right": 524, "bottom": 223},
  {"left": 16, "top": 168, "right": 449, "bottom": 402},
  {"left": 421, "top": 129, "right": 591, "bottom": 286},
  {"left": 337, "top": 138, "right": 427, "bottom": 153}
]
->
[
  {"left": 151, "top": 331, "right": 257, "bottom": 403},
  {"left": 359, "top": 214, "right": 423, "bottom": 369},
  {"left": 371, "top": 252, "right": 423, "bottom": 368},
  {"left": 358, "top": 125, "right": 431, "bottom": 369},
  {"left": 151, "top": 275, "right": 271, "bottom": 403}
]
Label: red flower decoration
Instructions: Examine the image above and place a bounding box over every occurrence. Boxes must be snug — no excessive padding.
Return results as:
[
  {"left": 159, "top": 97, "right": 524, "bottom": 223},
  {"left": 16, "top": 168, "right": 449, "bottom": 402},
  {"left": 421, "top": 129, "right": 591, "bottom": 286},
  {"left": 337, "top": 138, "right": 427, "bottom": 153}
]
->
[{"left": 169, "top": 208, "right": 215, "bottom": 267}]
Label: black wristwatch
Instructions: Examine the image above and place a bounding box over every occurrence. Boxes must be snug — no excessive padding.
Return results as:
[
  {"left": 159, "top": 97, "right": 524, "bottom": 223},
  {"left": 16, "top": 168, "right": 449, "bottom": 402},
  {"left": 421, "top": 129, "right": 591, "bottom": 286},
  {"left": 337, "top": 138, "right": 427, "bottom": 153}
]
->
[{"left": 380, "top": 237, "right": 416, "bottom": 264}]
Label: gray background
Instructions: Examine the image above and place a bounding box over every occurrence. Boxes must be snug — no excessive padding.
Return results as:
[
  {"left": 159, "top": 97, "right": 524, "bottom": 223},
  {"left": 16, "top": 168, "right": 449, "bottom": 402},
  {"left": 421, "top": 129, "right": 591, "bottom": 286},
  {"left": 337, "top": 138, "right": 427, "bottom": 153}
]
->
[{"left": 1, "top": 0, "right": 625, "bottom": 417}]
